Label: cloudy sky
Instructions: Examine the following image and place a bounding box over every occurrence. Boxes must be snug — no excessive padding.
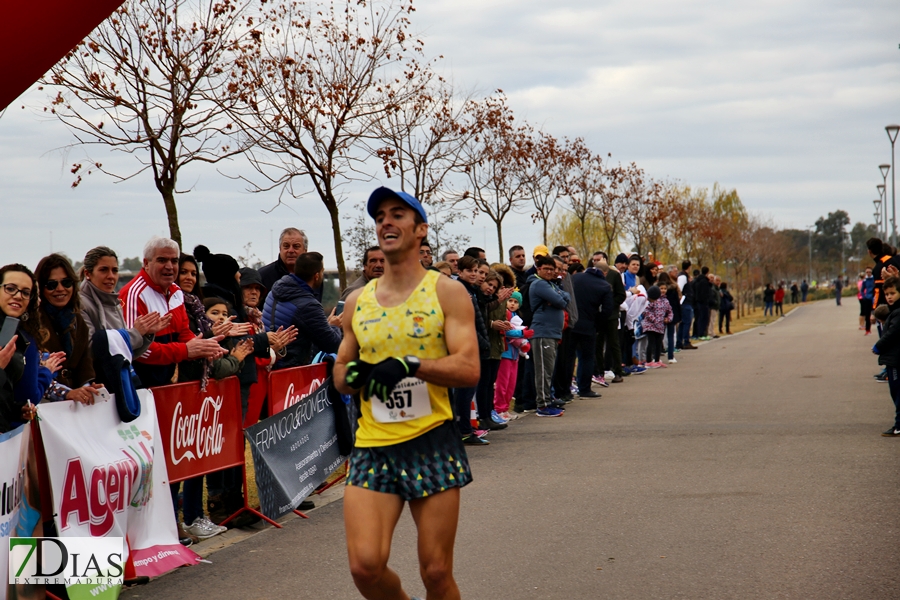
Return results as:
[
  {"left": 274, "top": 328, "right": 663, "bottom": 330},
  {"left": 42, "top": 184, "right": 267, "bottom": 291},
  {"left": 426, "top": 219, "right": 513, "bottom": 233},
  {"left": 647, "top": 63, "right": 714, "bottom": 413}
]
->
[{"left": 1, "top": 0, "right": 898, "bottom": 270}]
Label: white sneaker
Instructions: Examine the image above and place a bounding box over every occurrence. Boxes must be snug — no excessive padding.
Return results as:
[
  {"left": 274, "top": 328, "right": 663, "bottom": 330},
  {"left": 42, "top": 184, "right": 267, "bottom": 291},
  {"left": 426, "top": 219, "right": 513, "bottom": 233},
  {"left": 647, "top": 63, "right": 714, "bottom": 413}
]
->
[
  {"left": 604, "top": 371, "right": 616, "bottom": 380},
  {"left": 185, "top": 516, "right": 226, "bottom": 539},
  {"left": 668, "top": 358, "right": 677, "bottom": 364}
]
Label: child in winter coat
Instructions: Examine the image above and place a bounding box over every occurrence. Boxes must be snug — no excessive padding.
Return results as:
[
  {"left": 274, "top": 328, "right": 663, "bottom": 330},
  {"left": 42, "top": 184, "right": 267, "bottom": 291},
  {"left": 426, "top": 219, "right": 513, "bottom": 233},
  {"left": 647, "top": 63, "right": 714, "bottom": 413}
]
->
[
  {"left": 643, "top": 285, "right": 673, "bottom": 368},
  {"left": 874, "top": 276, "right": 900, "bottom": 436},
  {"left": 494, "top": 291, "right": 533, "bottom": 420}
]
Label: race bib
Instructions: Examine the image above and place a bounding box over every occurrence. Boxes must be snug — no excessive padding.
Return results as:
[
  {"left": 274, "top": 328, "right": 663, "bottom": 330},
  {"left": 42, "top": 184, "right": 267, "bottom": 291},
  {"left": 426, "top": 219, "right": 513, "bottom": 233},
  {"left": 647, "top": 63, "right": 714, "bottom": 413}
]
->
[{"left": 370, "top": 377, "right": 432, "bottom": 423}]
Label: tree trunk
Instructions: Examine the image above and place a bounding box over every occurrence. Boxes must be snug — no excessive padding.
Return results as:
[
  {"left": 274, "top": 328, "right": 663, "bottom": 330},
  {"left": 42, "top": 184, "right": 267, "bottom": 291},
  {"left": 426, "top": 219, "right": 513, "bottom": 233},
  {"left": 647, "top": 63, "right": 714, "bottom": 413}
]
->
[
  {"left": 161, "top": 187, "right": 182, "bottom": 249},
  {"left": 327, "top": 201, "right": 348, "bottom": 288},
  {"left": 542, "top": 217, "right": 548, "bottom": 246},
  {"left": 496, "top": 219, "right": 504, "bottom": 264}
]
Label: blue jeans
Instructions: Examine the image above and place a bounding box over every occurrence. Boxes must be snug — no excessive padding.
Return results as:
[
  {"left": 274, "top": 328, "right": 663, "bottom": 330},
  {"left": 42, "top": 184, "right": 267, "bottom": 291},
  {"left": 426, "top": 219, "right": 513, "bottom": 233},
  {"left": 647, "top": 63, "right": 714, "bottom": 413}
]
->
[
  {"left": 677, "top": 304, "right": 694, "bottom": 348},
  {"left": 171, "top": 477, "right": 204, "bottom": 525},
  {"left": 764, "top": 301, "right": 773, "bottom": 315}
]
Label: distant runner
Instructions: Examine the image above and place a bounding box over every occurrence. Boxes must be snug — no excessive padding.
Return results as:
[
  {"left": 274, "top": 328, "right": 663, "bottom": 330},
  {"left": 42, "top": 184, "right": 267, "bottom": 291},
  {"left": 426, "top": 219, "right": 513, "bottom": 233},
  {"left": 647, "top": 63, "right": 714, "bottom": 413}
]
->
[{"left": 334, "top": 187, "right": 480, "bottom": 600}]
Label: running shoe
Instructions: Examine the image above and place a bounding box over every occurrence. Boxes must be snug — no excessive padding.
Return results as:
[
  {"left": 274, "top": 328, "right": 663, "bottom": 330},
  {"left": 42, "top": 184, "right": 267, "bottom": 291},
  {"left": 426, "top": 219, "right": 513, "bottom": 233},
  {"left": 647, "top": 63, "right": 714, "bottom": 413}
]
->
[
  {"left": 185, "top": 517, "right": 226, "bottom": 540},
  {"left": 480, "top": 419, "right": 508, "bottom": 431},
  {"left": 499, "top": 411, "right": 518, "bottom": 421},
  {"left": 668, "top": 358, "right": 677, "bottom": 364},
  {"left": 611, "top": 375, "right": 624, "bottom": 383},
  {"left": 656, "top": 362, "right": 668, "bottom": 368},
  {"left": 578, "top": 390, "right": 601, "bottom": 398},
  {"left": 462, "top": 435, "right": 490, "bottom": 445},
  {"left": 645, "top": 362, "right": 660, "bottom": 368},
  {"left": 474, "top": 429, "right": 490, "bottom": 438},
  {"left": 491, "top": 410, "right": 508, "bottom": 425},
  {"left": 674, "top": 348, "right": 681, "bottom": 353},
  {"left": 631, "top": 365, "right": 647, "bottom": 374},
  {"left": 536, "top": 407, "right": 564, "bottom": 417},
  {"left": 882, "top": 427, "right": 900, "bottom": 437},
  {"left": 865, "top": 331, "right": 872, "bottom": 336},
  {"left": 592, "top": 375, "right": 609, "bottom": 387},
  {"left": 604, "top": 371, "right": 616, "bottom": 380}
]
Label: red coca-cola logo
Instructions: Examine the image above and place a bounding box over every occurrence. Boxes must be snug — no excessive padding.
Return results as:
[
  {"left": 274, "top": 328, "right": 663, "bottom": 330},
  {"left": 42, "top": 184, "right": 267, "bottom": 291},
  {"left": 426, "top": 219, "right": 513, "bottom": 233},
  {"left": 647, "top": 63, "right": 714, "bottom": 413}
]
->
[
  {"left": 170, "top": 395, "right": 224, "bottom": 465},
  {"left": 283, "top": 378, "right": 324, "bottom": 411}
]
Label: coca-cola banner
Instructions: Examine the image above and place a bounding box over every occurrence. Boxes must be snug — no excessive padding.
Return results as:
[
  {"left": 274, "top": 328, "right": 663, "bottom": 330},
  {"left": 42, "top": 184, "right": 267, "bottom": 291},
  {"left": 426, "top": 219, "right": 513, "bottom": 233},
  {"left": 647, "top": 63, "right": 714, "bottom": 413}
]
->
[
  {"left": 150, "top": 377, "right": 244, "bottom": 483},
  {"left": 37, "top": 392, "right": 198, "bottom": 578},
  {"left": 268, "top": 363, "right": 328, "bottom": 416},
  {"left": 245, "top": 377, "right": 348, "bottom": 521}
]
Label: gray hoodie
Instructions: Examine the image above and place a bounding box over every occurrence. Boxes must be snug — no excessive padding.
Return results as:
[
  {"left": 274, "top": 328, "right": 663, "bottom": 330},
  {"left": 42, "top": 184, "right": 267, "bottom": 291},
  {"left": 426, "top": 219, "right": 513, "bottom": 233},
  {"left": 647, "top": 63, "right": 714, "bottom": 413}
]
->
[
  {"left": 80, "top": 280, "right": 154, "bottom": 357},
  {"left": 527, "top": 273, "right": 570, "bottom": 340}
]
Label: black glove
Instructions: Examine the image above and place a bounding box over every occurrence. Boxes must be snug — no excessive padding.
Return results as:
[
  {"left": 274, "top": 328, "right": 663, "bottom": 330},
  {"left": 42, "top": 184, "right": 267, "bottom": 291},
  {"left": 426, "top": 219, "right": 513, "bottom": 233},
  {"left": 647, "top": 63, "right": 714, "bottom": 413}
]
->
[
  {"left": 344, "top": 360, "right": 375, "bottom": 390},
  {"left": 366, "top": 357, "right": 419, "bottom": 403}
]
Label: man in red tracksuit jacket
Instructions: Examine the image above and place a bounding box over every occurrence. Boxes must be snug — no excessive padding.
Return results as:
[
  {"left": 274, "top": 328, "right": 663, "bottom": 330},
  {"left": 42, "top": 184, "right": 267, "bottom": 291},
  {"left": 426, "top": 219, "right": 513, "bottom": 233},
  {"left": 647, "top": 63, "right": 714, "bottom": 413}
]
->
[{"left": 120, "top": 237, "right": 224, "bottom": 387}]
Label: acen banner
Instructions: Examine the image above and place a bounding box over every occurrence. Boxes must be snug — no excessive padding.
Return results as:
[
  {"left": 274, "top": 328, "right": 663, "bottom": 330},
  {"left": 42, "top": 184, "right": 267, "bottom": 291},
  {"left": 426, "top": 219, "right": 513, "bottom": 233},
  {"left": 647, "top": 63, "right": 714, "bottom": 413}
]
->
[
  {"left": 245, "top": 378, "right": 347, "bottom": 521},
  {"left": 37, "top": 392, "right": 198, "bottom": 578}
]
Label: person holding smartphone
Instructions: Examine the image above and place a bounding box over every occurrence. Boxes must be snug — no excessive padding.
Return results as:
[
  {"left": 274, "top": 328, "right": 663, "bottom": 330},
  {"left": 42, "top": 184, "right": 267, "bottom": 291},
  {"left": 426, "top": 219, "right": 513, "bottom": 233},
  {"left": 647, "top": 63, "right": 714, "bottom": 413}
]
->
[
  {"left": 0, "top": 263, "right": 62, "bottom": 432},
  {"left": 35, "top": 254, "right": 105, "bottom": 404}
]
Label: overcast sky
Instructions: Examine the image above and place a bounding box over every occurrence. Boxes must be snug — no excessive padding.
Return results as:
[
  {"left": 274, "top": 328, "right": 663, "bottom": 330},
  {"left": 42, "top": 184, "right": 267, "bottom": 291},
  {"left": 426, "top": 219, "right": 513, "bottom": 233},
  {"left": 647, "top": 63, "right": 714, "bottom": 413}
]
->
[{"left": 1, "top": 0, "right": 898, "bottom": 270}]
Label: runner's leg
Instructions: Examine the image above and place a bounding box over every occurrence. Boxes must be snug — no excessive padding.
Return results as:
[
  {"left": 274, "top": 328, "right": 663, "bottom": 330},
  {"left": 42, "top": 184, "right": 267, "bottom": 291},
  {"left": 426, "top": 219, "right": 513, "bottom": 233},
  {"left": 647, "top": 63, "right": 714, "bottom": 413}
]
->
[
  {"left": 408, "top": 488, "right": 462, "bottom": 600},
  {"left": 344, "top": 485, "right": 410, "bottom": 600}
]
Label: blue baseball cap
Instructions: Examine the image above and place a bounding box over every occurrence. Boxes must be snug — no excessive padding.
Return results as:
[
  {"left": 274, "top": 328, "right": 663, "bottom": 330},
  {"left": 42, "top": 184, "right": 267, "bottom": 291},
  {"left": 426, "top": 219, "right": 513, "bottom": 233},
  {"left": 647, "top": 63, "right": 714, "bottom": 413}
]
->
[{"left": 366, "top": 186, "right": 428, "bottom": 224}]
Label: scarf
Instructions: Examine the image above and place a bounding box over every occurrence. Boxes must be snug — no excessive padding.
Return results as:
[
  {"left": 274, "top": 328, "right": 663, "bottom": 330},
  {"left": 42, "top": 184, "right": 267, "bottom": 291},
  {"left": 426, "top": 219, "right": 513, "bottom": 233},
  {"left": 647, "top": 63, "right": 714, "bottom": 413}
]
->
[
  {"left": 80, "top": 279, "right": 120, "bottom": 332},
  {"left": 245, "top": 305, "right": 264, "bottom": 332},
  {"left": 183, "top": 292, "right": 213, "bottom": 335},
  {"left": 183, "top": 292, "right": 212, "bottom": 390},
  {"left": 43, "top": 303, "right": 75, "bottom": 357}
]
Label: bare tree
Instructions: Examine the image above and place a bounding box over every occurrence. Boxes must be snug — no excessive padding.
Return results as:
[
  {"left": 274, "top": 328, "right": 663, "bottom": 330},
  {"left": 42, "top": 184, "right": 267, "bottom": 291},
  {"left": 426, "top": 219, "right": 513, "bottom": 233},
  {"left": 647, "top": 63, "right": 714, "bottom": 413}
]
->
[
  {"left": 372, "top": 79, "right": 476, "bottom": 257},
  {"left": 526, "top": 131, "right": 569, "bottom": 245},
  {"left": 456, "top": 93, "right": 532, "bottom": 260},
  {"left": 561, "top": 138, "right": 604, "bottom": 257},
  {"left": 230, "top": 0, "right": 429, "bottom": 286},
  {"left": 42, "top": 0, "right": 253, "bottom": 247}
]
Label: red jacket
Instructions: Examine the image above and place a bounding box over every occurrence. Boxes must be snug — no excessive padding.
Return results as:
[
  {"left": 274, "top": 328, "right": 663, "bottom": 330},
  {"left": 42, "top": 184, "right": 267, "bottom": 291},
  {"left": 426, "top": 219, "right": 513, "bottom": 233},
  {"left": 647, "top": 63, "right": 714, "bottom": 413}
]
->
[
  {"left": 119, "top": 269, "right": 194, "bottom": 386},
  {"left": 774, "top": 288, "right": 785, "bottom": 303}
]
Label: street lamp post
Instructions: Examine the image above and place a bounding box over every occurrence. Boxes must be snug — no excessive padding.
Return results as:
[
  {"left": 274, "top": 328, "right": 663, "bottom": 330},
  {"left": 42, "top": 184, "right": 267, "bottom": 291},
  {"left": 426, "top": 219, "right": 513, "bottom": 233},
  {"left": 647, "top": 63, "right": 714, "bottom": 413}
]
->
[
  {"left": 879, "top": 161, "right": 889, "bottom": 241},
  {"left": 878, "top": 182, "right": 887, "bottom": 239},
  {"left": 885, "top": 126, "right": 899, "bottom": 246},
  {"left": 806, "top": 225, "right": 814, "bottom": 285},
  {"left": 875, "top": 200, "right": 883, "bottom": 237}
]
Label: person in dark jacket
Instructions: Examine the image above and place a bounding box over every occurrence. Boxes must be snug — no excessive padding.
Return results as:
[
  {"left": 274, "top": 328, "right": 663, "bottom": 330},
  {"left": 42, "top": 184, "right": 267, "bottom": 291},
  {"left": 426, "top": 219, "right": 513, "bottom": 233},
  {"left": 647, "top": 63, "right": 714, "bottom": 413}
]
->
[
  {"left": 591, "top": 252, "right": 626, "bottom": 383},
  {"left": 263, "top": 252, "right": 342, "bottom": 370},
  {"left": 34, "top": 254, "right": 102, "bottom": 404},
  {"left": 259, "top": 227, "right": 308, "bottom": 294},
  {"left": 571, "top": 267, "right": 614, "bottom": 397},
  {"left": 719, "top": 282, "right": 734, "bottom": 334},
  {"left": 692, "top": 266, "right": 712, "bottom": 339},
  {"left": 677, "top": 261, "right": 696, "bottom": 350},
  {"left": 763, "top": 283, "right": 775, "bottom": 316},
  {"left": 0, "top": 264, "right": 58, "bottom": 432},
  {"left": 873, "top": 276, "right": 900, "bottom": 436}
]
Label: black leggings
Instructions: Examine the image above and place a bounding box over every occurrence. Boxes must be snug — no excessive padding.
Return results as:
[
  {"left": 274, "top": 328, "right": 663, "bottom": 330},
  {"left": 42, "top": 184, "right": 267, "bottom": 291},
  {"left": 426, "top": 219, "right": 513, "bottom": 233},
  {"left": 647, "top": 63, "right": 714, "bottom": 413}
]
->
[
  {"left": 646, "top": 331, "right": 663, "bottom": 363},
  {"left": 860, "top": 298, "right": 873, "bottom": 332}
]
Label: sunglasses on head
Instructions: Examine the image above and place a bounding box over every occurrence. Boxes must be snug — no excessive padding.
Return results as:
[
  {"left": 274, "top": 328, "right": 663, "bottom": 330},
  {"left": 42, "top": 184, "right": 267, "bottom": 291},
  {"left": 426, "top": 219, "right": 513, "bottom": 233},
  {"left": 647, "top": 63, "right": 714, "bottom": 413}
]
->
[{"left": 44, "top": 278, "right": 74, "bottom": 291}]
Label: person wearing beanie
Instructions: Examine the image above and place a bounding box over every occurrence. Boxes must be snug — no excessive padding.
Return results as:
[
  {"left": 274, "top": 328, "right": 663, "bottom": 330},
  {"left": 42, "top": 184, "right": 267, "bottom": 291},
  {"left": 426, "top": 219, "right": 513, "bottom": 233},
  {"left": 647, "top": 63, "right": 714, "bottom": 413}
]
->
[
  {"left": 642, "top": 284, "right": 673, "bottom": 368},
  {"left": 493, "top": 290, "right": 533, "bottom": 420},
  {"left": 193, "top": 245, "right": 245, "bottom": 321}
]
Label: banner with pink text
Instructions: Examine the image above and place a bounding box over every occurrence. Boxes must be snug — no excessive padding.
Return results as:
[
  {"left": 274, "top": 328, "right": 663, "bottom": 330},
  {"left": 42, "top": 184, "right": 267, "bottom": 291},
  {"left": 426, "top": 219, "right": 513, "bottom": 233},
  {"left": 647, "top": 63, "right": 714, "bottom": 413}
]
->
[{"left": 37, "top": 391, "right": 199, "bottom": 578}]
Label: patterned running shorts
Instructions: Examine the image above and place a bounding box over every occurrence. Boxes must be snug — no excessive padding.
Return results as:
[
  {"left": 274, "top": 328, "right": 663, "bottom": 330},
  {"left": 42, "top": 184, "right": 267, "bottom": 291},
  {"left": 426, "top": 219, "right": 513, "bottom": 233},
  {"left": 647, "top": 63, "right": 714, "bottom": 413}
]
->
[{"left": 346, "top": 421, "right": 473, "bottom": 500}]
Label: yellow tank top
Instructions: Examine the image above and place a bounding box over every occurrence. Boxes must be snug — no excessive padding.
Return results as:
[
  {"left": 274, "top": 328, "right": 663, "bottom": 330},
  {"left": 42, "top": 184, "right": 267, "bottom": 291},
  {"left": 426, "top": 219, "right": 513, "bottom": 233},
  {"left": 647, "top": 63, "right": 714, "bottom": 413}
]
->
[{"left": 352, "top": 269, "right": 452, "bottom": 447}]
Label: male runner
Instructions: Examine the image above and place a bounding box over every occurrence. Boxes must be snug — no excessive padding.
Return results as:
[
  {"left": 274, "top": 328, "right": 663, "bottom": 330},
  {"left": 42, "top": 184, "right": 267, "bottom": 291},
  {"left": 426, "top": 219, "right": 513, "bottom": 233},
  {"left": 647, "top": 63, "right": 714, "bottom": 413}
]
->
[{"left": 334, "top": 186, "right": 480, "bottom": 600}]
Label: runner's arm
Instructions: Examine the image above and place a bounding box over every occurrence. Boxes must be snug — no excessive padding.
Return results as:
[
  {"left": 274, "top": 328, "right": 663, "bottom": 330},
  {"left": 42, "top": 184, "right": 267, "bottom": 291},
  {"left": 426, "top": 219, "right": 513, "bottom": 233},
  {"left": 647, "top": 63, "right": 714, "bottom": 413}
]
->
[{"left": 333, "top": 289, "right": 363, "bottom": 395}]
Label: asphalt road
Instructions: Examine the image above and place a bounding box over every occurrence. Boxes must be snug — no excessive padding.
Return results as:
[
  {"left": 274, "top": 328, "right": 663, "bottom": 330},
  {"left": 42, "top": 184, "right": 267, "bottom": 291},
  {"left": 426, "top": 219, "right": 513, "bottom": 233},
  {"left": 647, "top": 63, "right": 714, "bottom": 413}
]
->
[{"left": 123, "top": 300, "right": 900, "bottom": 599}]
